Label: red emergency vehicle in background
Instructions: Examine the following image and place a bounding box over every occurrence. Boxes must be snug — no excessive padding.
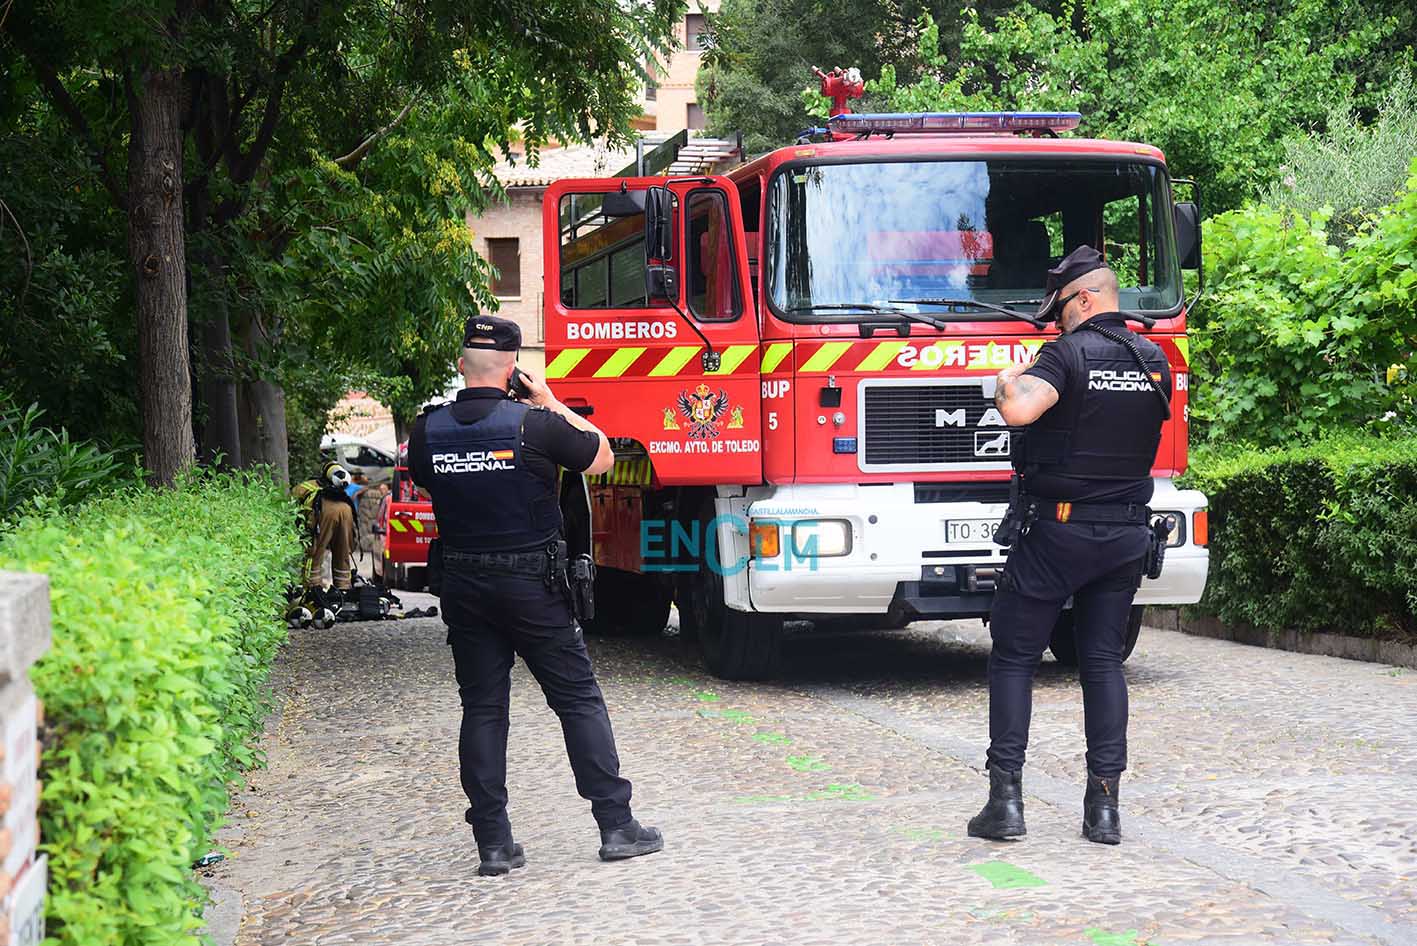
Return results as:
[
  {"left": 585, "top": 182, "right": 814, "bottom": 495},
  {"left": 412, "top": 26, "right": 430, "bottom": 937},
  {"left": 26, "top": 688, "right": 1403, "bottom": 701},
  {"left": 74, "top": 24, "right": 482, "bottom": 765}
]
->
[
  {"left": 381, "top": 442, "right": 438, "bottom": 590},
  {"left": 542, "top": 94, "right": 1210, "bottom": 679}
]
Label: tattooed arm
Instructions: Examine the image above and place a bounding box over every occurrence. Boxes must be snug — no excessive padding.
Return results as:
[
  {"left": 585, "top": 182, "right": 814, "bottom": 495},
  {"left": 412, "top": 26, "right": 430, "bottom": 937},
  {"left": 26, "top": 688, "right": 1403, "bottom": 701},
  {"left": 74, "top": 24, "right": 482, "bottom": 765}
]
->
[{"left": 995, "top": 364, "right": 1060, "bottom": 426}]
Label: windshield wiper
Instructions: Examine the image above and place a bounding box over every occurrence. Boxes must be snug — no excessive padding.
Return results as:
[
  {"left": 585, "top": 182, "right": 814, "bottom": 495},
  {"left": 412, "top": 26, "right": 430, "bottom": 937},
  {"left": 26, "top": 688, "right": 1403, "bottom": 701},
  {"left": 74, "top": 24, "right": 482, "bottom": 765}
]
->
[
  {"left": 998, "top": 297, "right": 1158, "bottom": 329},
  {"left": 888, "top": 298, "right": 1048, "bottom": 330},
  {"left": 786, "top": 303, "right": 950, "bottom": 332}
]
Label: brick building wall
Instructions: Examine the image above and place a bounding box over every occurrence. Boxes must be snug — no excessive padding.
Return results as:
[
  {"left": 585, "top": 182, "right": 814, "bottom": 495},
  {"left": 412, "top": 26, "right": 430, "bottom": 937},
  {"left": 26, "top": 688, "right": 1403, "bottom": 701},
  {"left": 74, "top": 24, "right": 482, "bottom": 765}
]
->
[{"left": 468, "top": 188, "right": 548, "bottom": 377}]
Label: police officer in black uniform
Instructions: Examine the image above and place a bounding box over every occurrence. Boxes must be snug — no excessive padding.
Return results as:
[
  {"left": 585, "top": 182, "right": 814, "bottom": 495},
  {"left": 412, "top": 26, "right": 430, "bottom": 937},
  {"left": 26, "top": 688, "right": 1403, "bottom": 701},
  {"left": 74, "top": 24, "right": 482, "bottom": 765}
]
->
[
  {"left": 409, "top": 315, "right": 663, "bottom": 876},
  {"left": 967, "top": 246, "right": 1172, "bottom": 846}
]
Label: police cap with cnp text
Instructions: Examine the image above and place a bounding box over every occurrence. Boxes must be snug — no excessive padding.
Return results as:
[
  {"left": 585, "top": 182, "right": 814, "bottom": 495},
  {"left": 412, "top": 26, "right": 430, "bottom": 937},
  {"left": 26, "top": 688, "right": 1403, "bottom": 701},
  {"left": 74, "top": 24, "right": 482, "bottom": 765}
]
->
[{"left": 463, "top": 314, "right": 521, "bottom": 351}]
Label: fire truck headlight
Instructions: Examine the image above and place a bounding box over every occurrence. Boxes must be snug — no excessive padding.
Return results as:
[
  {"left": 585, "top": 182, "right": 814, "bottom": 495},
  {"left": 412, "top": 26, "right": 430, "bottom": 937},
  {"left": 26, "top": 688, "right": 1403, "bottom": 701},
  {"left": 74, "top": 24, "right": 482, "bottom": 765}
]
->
[{"left": 791, "top": 519, "right": 852, "bottom": 558}]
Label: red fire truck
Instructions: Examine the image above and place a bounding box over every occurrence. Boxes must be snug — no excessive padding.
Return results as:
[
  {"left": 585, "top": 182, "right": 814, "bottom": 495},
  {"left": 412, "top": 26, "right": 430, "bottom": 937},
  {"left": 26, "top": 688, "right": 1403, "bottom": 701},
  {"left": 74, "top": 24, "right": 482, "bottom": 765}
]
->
[
  {"left": 543, "top": 107, "right": 1209, "bottom": 679},
  {"left": 381, "top": 442, "right": 438, "bottom": 590}
]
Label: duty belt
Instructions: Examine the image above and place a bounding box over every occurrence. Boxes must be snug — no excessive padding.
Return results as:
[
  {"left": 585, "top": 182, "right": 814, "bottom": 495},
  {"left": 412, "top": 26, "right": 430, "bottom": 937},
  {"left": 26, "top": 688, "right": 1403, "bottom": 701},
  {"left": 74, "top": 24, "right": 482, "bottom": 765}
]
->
[
  {"left": 443, "top": 546, "right": 566, "bottom": 577},
  {"left": 1031, "top": 500, "right": 1150, "bottom": 525}
]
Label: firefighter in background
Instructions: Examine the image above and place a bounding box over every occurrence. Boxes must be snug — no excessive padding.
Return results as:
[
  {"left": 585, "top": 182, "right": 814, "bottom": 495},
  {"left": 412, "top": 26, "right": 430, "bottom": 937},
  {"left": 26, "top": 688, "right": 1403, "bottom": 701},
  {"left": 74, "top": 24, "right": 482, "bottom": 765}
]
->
[
  {"left": 292, "top": 461, "right": 359, "bottom": 592},
  {"left": 969, "top": 245, "right": 1172, "bottom": 846}
]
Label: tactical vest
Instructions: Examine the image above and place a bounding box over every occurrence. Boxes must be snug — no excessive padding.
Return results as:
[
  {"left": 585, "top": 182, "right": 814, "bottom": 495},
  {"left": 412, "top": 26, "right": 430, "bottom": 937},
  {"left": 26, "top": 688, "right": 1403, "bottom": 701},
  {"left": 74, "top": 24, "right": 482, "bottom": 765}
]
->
[
  {"left": 1013, "top": 317, "right": 1170, "bottom": 494},
  {"left": 420, "top": 399, "right": 562, "bottom": 552}
]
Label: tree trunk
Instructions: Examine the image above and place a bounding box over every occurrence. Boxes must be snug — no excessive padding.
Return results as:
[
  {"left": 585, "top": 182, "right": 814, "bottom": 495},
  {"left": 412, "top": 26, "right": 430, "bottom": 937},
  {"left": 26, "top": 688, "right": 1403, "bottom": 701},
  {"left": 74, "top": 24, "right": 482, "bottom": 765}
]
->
[
  {"left": 128, "top": 67, "right": 195, "bottom": 485},
  {"left": 196, "top": 250, "right": 242, "bottom": 467},
  {"left": 238, "top": 376, "right": 290, "bottom": 486},
  {"left": 236, "top": 312, "right": 289, "bottom": 485}
]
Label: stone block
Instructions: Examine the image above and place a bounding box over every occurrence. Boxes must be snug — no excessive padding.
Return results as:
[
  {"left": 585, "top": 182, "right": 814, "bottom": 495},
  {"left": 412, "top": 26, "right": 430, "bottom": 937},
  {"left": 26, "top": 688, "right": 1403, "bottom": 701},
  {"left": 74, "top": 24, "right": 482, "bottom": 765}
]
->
[{"left": 0, "top": 575, "right": 50, "bottom": 688}]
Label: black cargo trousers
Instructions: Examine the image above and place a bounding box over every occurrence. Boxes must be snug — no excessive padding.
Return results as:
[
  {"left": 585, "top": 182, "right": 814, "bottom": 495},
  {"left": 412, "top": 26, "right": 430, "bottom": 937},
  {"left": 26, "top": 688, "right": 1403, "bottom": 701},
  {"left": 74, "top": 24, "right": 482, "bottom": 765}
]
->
[
  {"left": 987, "top": 519, "right": 1149, "bottom": 778},
  {"left": 441, "top": 559, "right": 633, "bottom": 848}
]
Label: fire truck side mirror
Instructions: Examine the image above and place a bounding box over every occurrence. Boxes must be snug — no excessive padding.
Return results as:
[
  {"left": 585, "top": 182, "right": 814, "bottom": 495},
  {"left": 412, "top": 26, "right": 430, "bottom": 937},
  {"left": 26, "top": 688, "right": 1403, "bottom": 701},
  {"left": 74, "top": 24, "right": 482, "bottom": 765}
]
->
[
  {"left": 1174, "top": 201, "right": 1202, "bottom": 270},
  {"left": 644, "top": 186, "right": 674, "bottom": 262}
]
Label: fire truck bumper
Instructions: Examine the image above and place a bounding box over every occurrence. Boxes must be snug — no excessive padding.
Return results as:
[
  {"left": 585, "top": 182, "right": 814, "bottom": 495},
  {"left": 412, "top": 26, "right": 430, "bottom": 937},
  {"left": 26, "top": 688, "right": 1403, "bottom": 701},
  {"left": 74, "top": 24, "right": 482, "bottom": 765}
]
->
[{"left": 726, "top": 480, "right": 1208, "bottom": 618}]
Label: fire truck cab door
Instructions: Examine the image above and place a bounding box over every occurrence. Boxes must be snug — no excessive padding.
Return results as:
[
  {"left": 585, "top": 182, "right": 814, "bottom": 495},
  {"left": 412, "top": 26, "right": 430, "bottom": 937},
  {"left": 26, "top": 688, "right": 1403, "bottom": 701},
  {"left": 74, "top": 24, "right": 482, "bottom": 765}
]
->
[{"left": 544, "top": 176, "right": 762, "bottom": 485}]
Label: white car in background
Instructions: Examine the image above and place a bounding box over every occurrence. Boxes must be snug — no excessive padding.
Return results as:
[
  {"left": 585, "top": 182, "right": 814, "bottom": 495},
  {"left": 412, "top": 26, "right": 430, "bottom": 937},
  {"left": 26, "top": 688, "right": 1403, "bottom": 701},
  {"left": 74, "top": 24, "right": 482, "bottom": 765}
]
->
[{"left": 320, "top": 435, "right": 396, "bottom": 486}]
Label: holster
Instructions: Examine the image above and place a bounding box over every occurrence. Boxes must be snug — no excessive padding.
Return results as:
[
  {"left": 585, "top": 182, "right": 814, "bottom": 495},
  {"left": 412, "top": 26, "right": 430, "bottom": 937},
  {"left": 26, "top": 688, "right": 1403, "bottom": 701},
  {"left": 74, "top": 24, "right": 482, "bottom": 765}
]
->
[
  {"left": 570, "top": 553, "right": 596, "bottom": 623},
  {"left": 426, "top": 538, "right": 444, "bottom": 597},
  {"left": 993, "top": 473, "right": 1036, "bottom": 548},
  {"left": 1144, "top": 516, "right": 1171, "bottom": 580}
]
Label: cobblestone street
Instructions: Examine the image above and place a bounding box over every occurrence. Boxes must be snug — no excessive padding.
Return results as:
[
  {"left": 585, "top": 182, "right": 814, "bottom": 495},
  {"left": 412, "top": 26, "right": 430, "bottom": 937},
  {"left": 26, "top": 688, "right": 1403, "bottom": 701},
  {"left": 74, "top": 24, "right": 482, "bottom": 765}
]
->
[{"left": 207, "top": 600, "right": 1417, "bottom": 946}]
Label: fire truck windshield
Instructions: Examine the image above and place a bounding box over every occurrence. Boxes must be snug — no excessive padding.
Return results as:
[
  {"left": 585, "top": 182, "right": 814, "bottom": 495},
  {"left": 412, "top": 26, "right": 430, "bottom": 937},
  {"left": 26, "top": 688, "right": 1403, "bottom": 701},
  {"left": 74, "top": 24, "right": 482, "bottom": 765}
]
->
[{"left": 765, "top": 158, "right": 1182, "bottom": 322}]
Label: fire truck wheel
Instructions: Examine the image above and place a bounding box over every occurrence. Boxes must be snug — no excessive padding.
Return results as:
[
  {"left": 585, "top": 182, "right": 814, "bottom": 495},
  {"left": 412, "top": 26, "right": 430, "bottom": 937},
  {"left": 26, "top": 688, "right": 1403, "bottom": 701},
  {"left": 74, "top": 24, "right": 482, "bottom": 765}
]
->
[
  {"left": 404, "top": 565, "right": 428, "bottom": 593},
  {"left": 581, "top": 568, "right": 671, "bottom": 637},
  {"left": 1048, "top": 605, "right": 1144, "bottom": 666},
  {"left": 678, "top": 502, "right": 783, "bottom": 680}
]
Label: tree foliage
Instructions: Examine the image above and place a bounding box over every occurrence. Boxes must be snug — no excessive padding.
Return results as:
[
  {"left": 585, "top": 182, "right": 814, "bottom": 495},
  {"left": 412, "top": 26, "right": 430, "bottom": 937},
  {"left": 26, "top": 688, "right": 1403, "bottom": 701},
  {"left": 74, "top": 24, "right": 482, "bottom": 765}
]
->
[
  {"left": 701, "top": 0, "right": 1415, "bottom": 213},
  {"left": 1, "top": 0, "right": 681, "bottom": 480},
  {"left": 697, "top": 0, "right": 1019, "bottom": 153},
  {"left": 1189, "top": 160, "right": 1417, "bottom": 446},
  {"left": 866, "top": 1, "right": 1411, "bottom": 214}
]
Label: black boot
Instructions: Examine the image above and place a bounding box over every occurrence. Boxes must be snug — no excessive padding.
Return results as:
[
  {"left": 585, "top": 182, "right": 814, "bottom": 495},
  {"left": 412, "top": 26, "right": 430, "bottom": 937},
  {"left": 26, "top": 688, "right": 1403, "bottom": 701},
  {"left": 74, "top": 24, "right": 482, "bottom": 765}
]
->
[
  {"left": 598, "top": 818, "right": 664, "bottom": 861},
  {"left": 1082, "top": 771, "right": 1121, "bottom": 845},
  {"left": 477, "top": 842, "right": 527, "bottom": 876},
  {"left": 967, "top": 767, "right": 1026, "bottom": 839}
]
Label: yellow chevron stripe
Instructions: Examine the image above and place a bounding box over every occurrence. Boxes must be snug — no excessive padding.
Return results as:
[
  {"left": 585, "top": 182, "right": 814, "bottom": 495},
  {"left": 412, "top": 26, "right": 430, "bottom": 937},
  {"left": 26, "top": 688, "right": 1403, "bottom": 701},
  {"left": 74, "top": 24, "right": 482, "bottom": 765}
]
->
[
  {"left": 545, "top": 348, "right": 591, "bottom": 379},
  {"left": 708, "top": 344, "right": 756, "bottom": 375},
  {"left": 649, "top": 345, "right": 701, "bottom": 377},
  {"left": 1173, "top": 338, "right": 1190, "bottom": 366},
  {"left": 761, "top": 342, "right": 793, "bottom": 373},
  {"left": 801, "top": 341, "right": 852, "bottom": 373},
  {"left": 593, "top": 346, "right": 647, "bottom": 378},
  {"left": 409, "top": 519, "right": 425, "bottom": 534},
  {"left": 855, "top": 340, "right": 908, "bottom": 372},
  {"left": 389, "top": 519, "right": 408, "bottom": 533}
]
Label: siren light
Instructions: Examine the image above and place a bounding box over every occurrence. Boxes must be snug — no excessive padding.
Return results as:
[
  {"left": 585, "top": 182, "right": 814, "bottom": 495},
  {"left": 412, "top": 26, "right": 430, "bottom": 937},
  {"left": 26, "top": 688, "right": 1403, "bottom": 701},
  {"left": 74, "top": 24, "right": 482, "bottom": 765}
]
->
[{"left": 827, "top": 112, "right": 1081, "bottom": 136}]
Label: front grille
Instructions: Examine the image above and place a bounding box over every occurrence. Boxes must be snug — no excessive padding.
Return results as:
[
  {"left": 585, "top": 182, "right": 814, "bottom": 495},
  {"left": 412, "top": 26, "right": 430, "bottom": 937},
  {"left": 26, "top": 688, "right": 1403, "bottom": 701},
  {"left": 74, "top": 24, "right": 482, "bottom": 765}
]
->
[
  {"left": 914, "top": 482, "right": 1011, "bottom": 504},
  {"left": 862, "top": 382, "right": 1011, "bottom": 468}
]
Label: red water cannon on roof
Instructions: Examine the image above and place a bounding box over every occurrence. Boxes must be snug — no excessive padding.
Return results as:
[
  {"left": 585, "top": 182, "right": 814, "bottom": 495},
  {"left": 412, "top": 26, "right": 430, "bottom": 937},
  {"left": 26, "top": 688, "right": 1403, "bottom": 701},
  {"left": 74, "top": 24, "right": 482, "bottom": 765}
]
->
[{"left": 813, "top": 66, "right": 864, "bottom": 116}]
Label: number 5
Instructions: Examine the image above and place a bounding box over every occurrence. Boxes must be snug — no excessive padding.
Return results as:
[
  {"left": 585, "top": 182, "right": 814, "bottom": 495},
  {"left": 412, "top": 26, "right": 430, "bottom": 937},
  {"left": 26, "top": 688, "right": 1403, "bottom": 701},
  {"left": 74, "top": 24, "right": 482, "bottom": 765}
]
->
[{"left": 767, "top": 411, "right": 779, "bottom": 431}]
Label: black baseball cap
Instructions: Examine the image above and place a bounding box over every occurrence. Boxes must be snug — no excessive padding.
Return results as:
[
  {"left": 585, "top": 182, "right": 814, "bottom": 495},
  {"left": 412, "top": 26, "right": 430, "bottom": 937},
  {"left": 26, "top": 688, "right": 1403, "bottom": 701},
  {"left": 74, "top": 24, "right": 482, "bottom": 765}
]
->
[
  {"left": 1044, "top": 245, "right": 1107, "bottom": 296},
  {"left": 1039, "top": 245, "right": 1108, "bottom": 318},
  {"left": 463, "top": 314, "right": 521, "bottom": 351}
]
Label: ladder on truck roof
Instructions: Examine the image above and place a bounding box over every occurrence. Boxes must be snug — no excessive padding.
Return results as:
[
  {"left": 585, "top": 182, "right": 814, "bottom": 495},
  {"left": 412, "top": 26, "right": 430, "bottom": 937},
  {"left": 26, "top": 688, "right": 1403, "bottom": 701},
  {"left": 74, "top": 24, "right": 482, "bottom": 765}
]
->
[{"left": 620, "top": 130, "right": 745, "bottom": 178}]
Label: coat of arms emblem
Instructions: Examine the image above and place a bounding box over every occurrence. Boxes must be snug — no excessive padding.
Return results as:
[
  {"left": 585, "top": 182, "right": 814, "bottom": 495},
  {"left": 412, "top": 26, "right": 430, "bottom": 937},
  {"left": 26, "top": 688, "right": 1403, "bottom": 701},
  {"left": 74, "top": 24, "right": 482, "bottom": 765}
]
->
[{"left": 674, "top": 384, "right": 730, "bottom": 439}]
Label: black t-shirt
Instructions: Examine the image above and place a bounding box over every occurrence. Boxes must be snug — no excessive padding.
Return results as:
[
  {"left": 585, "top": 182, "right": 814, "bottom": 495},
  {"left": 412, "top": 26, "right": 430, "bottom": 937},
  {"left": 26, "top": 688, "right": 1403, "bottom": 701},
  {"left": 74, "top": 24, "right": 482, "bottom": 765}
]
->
[
  {"left": 1021, "top": 314, "right": 1167, "bottom": 505},
  {"left": 408, "top": 387, "right": 600, "bottom": 492}
]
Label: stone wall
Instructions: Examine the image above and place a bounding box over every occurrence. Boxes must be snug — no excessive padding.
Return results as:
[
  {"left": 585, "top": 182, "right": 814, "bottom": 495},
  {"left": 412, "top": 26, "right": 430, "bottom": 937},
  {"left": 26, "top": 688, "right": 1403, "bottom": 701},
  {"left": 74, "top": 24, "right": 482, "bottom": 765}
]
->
[
  {"left": 1146, "top": 606, "right": 1417, "bottom": 669},
  {"left": 0, "top": 573, "right": 50, "bottom": 945}
]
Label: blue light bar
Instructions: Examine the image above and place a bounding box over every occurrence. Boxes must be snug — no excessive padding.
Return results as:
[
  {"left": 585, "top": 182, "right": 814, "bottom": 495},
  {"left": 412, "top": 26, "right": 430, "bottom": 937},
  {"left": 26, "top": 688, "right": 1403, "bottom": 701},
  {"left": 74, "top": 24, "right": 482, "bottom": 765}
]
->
[{"left": 827, "top": 111, "right": 1081, "bottom": 135}]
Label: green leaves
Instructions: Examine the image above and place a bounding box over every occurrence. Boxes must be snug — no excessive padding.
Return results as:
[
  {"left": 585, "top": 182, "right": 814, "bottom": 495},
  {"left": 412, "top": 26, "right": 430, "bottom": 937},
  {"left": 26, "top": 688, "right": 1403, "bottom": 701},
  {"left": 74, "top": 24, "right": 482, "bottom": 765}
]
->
[
  {"left": 1185, "top": 434, "right": 1417, "bottom": 637},
  {"left": 1192, "top": 161, "right": 1417, "bottom": 446},
  {"left": 0, "top": 471, "right": 300, "bottom": 946}
]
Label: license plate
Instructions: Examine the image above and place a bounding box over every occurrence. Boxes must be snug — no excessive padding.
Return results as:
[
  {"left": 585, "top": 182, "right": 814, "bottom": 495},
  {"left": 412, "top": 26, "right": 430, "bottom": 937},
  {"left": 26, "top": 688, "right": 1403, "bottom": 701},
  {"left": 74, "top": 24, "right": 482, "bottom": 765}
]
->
[{"left": 945, "top": 518, "right": 1001, "bottom": 544}]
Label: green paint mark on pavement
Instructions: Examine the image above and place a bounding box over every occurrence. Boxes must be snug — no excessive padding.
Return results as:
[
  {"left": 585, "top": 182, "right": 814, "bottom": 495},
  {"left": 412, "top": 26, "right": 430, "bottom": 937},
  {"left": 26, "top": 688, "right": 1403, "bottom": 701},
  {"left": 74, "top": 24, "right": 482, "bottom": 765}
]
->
[
  {"left": 786, "top": 754, "right": 830, "bottom": 772},
  {"left": 1085, "top": 929, "right": 1144, "bottom": 946},
  {"left": 969, "top": 861, "right": 1047, "bottom": 889},
  {"left": 895, "top": 826, "right": 946, "bottom": 842},
  {"left": 720, "top": 709, "right": 756, "bottom": 725},
  {"left": 667, "top": 676, "right": 696, "bottom": 686},
  {"left": 804, "top": 783, "right": 873, "bottom": 801},
  {"left": 734, "top": 783, "right": 874, "bottom": 804},
  {"left": 752, "top": 732, "right": 792, "bottom": 745},
  {"left": 693, "top": 690, "right": 721, "bottom": 702}
]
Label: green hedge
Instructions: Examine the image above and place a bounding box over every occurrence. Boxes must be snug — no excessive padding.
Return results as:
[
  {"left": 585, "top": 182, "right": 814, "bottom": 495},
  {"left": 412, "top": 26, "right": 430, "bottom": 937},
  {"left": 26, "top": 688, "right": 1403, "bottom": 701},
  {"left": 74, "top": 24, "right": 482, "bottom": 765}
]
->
[
  {"left": 0, "top": 471, "right": 300, "bottom": 946},
  {"left": 1185, "top": 434, "right": 1417, "bottom": 638}
]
